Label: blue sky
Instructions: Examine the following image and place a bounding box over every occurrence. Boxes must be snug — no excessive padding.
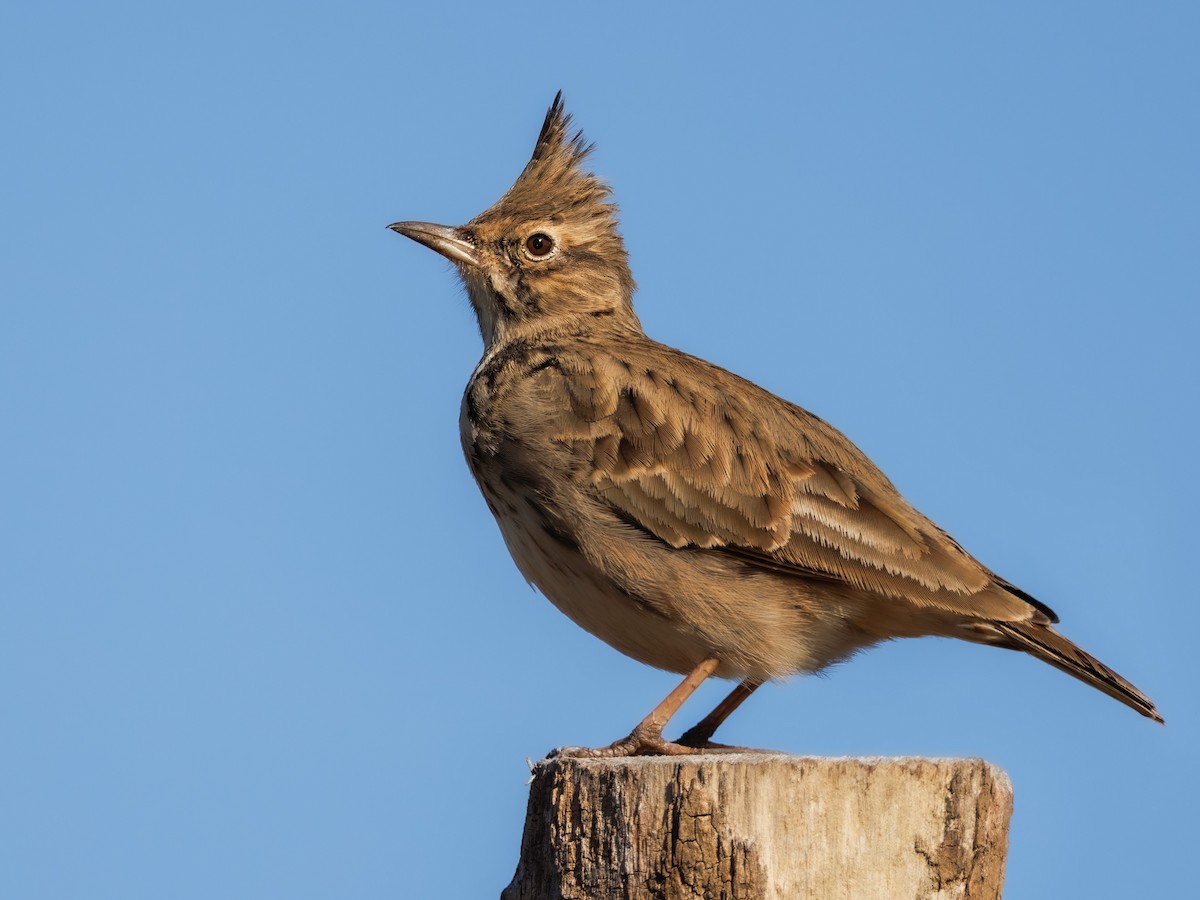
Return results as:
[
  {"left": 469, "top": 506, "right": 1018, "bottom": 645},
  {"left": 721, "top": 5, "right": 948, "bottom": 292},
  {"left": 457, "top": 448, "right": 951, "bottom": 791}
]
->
[{"left": 2, "top": 2, "right": 1196, "bottom": 897}]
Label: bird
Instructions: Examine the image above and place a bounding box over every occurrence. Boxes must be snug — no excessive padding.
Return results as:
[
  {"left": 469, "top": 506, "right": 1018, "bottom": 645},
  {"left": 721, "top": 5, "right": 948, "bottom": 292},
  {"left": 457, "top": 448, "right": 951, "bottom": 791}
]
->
[{"left": 388, "top": 93, "right": 1162, "bottom": 756}]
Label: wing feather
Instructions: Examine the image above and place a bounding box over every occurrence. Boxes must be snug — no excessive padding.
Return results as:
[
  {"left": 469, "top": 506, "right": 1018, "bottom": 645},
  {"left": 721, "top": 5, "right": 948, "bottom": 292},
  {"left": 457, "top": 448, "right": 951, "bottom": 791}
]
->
[{"left": 547, "top": 341, "right": 1042, "bottom": 622}]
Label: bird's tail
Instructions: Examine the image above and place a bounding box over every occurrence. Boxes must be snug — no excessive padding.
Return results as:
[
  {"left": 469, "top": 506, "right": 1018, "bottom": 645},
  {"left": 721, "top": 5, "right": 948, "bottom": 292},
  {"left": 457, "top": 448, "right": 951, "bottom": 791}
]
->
[{"left": 990, "top": 621, "right": 1163, "bottom": 723}]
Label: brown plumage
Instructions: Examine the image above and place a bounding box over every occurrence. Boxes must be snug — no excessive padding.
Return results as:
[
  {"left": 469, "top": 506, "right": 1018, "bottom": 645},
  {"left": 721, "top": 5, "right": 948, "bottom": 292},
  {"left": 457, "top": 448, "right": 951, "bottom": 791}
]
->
[{"left": 390, "top": 94, "right": 1162, "bottom": 756}]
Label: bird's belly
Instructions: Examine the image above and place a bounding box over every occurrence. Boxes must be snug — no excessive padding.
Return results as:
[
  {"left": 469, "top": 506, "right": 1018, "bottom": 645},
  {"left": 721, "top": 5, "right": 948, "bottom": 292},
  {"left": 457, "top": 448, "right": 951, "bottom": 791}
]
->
[
  {"left": 478, "top": 479, "right": 879, "bottom": 682},
  {"left": 490, "top": 499, "right": 716, "bottom": 676},
  {"left": 462, "top": 403, "right": 880, "bottom": 681}
]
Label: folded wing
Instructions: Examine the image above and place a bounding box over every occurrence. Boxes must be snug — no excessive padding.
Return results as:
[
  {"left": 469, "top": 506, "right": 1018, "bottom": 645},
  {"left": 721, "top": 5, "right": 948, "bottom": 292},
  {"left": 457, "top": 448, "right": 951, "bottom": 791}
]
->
[{"left": 544, "top": 343, "right": 1052, "bottom": 626}]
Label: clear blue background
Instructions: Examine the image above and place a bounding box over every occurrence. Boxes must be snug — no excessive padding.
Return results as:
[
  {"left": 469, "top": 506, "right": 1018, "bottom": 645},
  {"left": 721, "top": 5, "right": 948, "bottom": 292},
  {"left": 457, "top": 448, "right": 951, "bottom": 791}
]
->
[{"left": 2, "top": 2, "right": 1196, "bottom": 897}]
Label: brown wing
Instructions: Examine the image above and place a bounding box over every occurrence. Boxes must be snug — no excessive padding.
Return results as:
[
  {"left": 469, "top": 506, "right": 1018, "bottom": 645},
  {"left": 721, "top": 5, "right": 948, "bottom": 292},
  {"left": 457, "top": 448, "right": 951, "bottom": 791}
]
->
[{"left": 545, "top": 339, "right": 1049, "bottom": 625}]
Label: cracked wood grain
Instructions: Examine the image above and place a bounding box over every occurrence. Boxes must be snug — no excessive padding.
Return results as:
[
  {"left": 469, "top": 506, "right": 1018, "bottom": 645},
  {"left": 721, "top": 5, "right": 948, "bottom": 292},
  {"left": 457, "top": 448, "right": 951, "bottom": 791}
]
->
[{"left": 502, "top": 754, "right": 1011, "bottom": 900}]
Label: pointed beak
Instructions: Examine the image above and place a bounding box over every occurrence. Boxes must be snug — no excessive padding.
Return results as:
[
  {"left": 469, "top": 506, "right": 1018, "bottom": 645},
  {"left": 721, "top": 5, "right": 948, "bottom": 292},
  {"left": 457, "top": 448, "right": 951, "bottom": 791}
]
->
[{"left": 388, "top": 221, "right": 479, "bottom": 267}]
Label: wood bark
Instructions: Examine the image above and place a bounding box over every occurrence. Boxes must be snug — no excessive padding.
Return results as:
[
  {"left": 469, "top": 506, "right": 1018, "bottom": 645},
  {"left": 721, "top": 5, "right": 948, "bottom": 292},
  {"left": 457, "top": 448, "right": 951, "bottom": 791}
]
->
[{"left": 502, "top": 754, "right": 1012, "bottom": 900}]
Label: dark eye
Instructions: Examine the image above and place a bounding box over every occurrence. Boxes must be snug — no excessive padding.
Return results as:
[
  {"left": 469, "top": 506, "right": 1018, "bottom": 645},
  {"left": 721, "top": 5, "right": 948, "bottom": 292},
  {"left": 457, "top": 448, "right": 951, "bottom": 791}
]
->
[{"left": 525, "top": 233, "right": 554, "bottom": 257}]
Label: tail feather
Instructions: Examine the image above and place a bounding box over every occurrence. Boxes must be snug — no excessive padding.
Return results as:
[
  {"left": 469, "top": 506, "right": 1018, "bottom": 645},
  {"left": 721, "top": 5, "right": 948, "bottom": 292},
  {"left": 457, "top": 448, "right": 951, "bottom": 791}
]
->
[{"left": 992, "top": 621, "right": 1163, "bottom": 724}]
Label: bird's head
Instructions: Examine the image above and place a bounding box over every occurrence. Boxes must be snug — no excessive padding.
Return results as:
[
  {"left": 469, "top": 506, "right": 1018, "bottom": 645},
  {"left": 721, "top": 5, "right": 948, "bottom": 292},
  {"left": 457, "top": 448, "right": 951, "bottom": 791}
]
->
[{"left": 390, "top": 93, "right": 638, "bottom": 347}]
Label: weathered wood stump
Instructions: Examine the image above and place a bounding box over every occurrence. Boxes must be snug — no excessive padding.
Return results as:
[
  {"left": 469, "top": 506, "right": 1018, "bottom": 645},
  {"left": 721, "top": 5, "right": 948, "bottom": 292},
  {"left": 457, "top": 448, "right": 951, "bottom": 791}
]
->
[{"left": 502, "top": 754, "right": 1012, "bottom": 900}]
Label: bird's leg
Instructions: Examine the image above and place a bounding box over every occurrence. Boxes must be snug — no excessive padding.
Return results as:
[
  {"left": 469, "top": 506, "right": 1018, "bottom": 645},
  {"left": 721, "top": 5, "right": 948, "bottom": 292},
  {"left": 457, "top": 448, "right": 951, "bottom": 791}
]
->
[
  {"left": 553, "top": 658, "right": 721, "bottom": 758},
  {"left": 676, "top": 678, "right": 762, "bottom": 748}
]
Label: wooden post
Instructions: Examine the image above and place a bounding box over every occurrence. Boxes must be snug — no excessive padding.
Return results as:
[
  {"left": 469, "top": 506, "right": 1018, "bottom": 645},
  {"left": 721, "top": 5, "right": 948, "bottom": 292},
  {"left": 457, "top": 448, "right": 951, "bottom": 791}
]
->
[{"left": 502, "top": 754, "right": 1012, "bottom": 900}]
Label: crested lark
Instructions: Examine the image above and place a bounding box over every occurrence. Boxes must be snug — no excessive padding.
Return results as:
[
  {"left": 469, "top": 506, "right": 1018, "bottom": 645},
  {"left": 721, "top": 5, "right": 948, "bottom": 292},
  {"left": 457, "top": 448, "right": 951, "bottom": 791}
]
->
[{"left": 390, "top": 94, "right": 1162, "bottom": 756}]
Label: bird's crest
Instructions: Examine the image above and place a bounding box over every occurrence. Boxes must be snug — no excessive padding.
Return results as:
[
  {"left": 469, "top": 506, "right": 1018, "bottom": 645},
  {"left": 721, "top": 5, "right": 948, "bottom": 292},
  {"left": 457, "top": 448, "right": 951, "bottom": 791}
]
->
[{"left": 476, "top": 92, "right": 618, "bottom": 226}]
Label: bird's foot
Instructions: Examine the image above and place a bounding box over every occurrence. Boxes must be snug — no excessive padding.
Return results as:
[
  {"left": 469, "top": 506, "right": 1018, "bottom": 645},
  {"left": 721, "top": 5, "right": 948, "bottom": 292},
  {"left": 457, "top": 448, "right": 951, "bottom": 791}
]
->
[
  {"left": 676, "top": 721, "right": 721, "bottom": 748},
  {"left": 550, "top": 723, "right": 706, "bottom": 759},
  {"left": 676, "top": 722, "right": 785, "bottom": 755},
  {"left": 549, "top": 724, "right": 773, "bottom": 759}
]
